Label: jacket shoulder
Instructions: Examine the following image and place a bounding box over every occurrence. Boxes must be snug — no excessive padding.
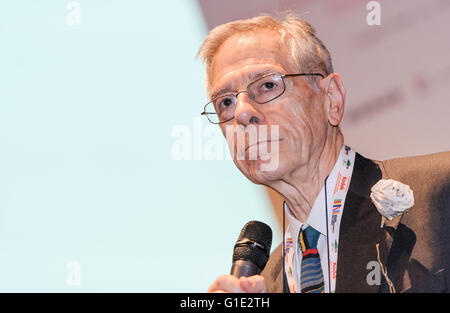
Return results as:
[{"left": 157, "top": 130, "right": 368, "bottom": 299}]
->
[{"left": 378, "top": 150, "right": 450, "bottom": 185}]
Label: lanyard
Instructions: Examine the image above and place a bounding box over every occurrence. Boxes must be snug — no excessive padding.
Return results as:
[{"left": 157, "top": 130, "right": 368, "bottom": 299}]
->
[{"left": 283, "top": 145, "right": 355, "bottom": 293}]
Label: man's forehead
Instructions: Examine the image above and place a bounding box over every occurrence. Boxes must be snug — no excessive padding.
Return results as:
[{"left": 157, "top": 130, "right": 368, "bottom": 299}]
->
[
  {"left": 209, "top": 31, "right": 294, "bottom": 93},
  {"left": 211, "top": 32, "right": 288, "bottom": 71}
]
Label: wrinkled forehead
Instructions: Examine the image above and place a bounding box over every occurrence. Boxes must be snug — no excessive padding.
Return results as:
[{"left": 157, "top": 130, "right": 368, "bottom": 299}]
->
[{"left": 209, "top": 31, "right": 297, "bottom": 92}]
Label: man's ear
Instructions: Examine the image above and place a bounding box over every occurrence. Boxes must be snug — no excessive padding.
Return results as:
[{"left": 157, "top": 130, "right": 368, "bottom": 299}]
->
[{"left": 319, "top": 73, "right": 346, "bottom": 126}]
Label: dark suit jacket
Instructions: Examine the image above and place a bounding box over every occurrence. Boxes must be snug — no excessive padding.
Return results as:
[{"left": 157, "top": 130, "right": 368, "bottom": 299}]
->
[{"left": 261, "top": 151, "right": 450, "bottom": 293}]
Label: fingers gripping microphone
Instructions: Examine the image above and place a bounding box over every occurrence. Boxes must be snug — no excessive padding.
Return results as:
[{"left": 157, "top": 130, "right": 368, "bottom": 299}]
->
[{"left": 230, "top": 221, "right": 273, "bottom": 278}]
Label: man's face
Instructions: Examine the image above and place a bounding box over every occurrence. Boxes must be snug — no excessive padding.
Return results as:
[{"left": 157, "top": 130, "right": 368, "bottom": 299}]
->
[{"left": 209, "top": 31, "right": 329, "bottom": 185}]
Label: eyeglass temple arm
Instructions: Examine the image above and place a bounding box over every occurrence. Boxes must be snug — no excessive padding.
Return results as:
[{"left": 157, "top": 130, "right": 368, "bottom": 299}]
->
[{"left": 283, "top": 73, "right": 325, "bottom": 78}]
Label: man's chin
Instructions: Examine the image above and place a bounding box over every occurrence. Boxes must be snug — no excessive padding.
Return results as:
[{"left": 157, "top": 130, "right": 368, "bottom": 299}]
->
[{"left": 238, "top": 158, "right": 283, "bottom": 184}]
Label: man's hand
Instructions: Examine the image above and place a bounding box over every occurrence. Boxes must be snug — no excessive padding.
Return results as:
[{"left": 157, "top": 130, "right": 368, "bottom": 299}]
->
[{"left": 207, "top": 274, "right": 267, "bottom": 293}]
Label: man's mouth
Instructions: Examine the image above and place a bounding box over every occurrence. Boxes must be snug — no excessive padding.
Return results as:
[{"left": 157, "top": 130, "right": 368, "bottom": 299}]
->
[{"left": 245, "top": 138, "right": 282, "bottom": 152}]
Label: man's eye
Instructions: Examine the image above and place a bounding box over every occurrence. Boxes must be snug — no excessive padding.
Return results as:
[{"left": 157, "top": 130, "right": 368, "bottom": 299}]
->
[
  {"left": 263, "top": 81, "right": 276, "bottom": 89},
  {"left": 220, "top": 97, "right": 234, "bottom": 107},
  {"left": 259, "top": 80, "right": 279, "bottom": 91}
]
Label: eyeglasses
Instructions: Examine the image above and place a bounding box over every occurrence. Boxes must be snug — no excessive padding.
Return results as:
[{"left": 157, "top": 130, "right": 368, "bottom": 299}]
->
[{"left": 200, "top": 72, "right": 325, "bottom": 124}]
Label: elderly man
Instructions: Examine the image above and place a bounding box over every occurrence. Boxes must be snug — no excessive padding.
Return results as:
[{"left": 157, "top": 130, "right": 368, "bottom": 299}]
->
[{"left": 197, "top": 14, "right": 450, "bottom": 293}]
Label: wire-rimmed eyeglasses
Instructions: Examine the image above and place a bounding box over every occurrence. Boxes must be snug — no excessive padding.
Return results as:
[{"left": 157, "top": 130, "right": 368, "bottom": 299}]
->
[{"left": 200, "top": 72, "right": 325, "bottom": 124}]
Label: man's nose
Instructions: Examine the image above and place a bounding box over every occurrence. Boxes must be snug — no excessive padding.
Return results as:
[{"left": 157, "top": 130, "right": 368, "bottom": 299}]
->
[{"left": 234, "top": 93, "right": 265, "bottom": 126}]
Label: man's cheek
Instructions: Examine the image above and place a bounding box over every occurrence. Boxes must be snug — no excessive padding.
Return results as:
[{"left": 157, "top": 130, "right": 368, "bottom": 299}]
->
[
  {"left": 224, "top": 125, "right": 249, "bottom": 161},
  {"left": 224, "top": 126, "right": 237, "bottom": 161}
]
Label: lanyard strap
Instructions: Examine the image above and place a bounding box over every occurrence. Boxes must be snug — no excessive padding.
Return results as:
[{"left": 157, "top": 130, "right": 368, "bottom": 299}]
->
[{"left": 283, "top": 145, "right": 355, "bottom": 293}]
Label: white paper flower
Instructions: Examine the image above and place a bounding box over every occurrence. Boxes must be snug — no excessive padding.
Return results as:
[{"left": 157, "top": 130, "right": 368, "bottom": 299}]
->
[{"left": 370, "top": 179, "right": 414, "bottom": 221}]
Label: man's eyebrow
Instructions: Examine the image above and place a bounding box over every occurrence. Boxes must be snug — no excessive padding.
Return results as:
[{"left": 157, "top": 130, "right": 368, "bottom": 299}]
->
[
  {"left": 210, "top": 86, "right": 233, "bottom": 101},
  {"left": 248, "top": 69, "right": 276, "bottom": 82},
  {"left": 210, "top": 69, "right": 278, "bottom": 100}
]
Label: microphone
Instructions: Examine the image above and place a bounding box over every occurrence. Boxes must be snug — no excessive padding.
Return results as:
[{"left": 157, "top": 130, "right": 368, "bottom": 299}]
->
[{"left": 230, "top": 220, "right": 273, "bottom": 278}]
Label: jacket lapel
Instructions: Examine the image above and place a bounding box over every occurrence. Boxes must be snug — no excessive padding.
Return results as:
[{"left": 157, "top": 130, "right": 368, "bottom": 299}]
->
[
  {"left": 378, "top": 223, "right": 416, "bottom": 292},
  {"left": 335, "top": 153, "right": 395, "bottom": 292}
]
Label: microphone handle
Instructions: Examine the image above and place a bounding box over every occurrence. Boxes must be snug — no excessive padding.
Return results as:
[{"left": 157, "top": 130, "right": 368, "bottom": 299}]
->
[{"left": 230, "top": 260, "right": 261, "bottom": 278}]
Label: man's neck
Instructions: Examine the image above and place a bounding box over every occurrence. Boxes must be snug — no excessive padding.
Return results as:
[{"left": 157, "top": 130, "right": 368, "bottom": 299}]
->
[{"left": 269, "top": 132, "right": 344, "bottom": 223}]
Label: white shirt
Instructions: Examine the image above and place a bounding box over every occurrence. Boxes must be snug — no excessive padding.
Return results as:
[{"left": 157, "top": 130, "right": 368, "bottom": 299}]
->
[{"left": 284, "top": 144, "right": 350, "bottom": 293}]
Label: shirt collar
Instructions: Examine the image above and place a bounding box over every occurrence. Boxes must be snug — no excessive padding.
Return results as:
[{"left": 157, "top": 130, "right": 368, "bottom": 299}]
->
[{"left": 284, "top": 144, "right": 346, "bottom": 239}]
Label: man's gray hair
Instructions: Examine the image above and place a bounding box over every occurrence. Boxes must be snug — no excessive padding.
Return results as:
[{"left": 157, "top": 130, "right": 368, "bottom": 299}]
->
[{"left": 197, "top": 13, "right": 334, "bottom": 93}]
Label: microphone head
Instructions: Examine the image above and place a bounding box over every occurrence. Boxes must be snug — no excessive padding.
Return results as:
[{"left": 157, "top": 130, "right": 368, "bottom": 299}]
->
[{"left": 232, "top": 221, "right": 273, "bottom": 271}]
